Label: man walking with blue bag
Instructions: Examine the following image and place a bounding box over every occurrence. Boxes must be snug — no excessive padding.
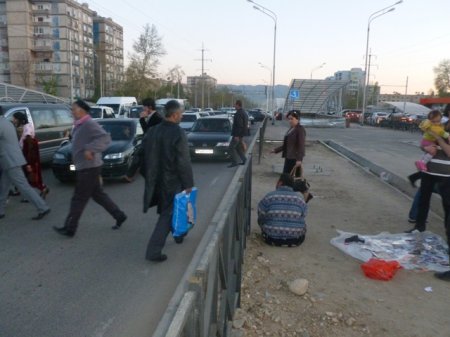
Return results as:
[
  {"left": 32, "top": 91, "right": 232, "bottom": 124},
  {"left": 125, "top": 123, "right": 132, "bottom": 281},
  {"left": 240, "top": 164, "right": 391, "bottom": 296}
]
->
[{"left": 143, "top": 100, "right": 194, "bottom": 262}]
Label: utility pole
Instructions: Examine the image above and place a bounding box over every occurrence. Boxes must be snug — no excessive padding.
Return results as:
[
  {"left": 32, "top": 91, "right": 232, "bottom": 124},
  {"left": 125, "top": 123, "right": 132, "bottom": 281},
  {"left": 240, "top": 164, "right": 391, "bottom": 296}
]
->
[
  {"left": 403, "top": 76, "right": 409, "bottom": 114},
  {"left": 195, "top": 43, "right": 211, "bottom": 109},
  {"left": 69, "top": 30, "right": 73, "bottom": 101}
]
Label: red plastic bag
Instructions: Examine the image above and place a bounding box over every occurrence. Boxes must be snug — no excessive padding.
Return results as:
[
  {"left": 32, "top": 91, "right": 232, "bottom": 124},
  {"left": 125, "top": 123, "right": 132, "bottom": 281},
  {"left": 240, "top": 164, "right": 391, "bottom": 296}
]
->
[{"left": 361, "top": 258, "right": 401, "bottom": 281}]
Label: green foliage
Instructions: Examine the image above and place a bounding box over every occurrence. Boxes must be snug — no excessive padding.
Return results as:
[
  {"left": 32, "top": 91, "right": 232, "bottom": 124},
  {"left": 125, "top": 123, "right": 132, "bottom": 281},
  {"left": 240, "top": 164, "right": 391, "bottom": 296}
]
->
[{"left": 39, "top": 75, "right": 58, "bottom": 96}]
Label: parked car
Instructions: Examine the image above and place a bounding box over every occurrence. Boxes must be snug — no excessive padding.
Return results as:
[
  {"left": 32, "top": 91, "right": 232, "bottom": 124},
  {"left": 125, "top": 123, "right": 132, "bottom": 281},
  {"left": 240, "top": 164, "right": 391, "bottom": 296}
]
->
[
  {"left": 248, "top": 109, "right": 270, "bottom": 122},
  {"left": 187, "top": 116, "right": 233, "bottom": 160},
  {"left": 1, "top": 103, "right": 73, "bottom": 163},
  {"left": 343, "top": 109, "right": 362, "bottom": 123},
  {"left": 180, "top": 112, "right": 201, "bottom": 132},
  {"left": 369, "top": 112, "right": 389, "bottom": 126},
  {"left": 199, "top": 112, "right": 211, "bottom": 117},
  {"left": 51, "top": 119, "right": 143, "bottom": 182},
  {"left": 127, "top": 105, "right": 144, "bottom": 118},
  {"left": 89, "top": 105, "right": 116, "bottom": 119}
]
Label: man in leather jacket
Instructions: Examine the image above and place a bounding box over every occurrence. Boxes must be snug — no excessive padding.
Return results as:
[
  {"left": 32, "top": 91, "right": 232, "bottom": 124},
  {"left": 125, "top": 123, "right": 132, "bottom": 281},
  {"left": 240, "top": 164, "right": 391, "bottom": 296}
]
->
[
  {"left": 228, "top": 100, "right": 248, "bottom": 168},
  {"left": 142, "top": 100, "right": 194, "bottom": 262}
]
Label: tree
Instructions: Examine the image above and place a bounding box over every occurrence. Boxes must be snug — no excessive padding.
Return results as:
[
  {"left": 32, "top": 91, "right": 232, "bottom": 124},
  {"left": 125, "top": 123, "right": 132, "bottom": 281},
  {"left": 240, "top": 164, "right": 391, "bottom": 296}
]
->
[
  {"left": 166, "top": 65, "right": 185, "bottom": 98},
  {"left": 11, "top": 52, "right": 34, "bottom": 88},
  {"left": 434, "top": 59, "right": 450, "bottom": 97},
  {"left": 37, "top": 74, "right": 58, "bottom": 96},
  {"left": 117, "top": 24, "right": 166, "bottom": 100}
]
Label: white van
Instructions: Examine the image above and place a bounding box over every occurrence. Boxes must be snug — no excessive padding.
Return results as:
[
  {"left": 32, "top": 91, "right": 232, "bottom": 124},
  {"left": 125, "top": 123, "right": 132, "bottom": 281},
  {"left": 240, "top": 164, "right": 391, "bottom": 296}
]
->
[
  {"left": 155, "top": 98, "right": 187, "bottom": 114},
  {"left": 96, "top": 97, "right": 137, "bottom": 118}
]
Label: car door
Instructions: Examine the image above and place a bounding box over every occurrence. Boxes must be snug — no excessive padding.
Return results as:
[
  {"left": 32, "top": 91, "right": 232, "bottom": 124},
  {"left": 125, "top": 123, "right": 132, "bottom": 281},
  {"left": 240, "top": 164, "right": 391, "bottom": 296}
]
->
[{"left": 30, "top": 106, "right": 72, "bottom": 162}]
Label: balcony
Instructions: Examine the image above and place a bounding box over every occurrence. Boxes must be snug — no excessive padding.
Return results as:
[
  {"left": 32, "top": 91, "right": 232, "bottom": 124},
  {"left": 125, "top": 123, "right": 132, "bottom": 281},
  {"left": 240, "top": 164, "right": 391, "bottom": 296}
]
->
[
  {"left": 33, "top": 21, "right": 51, "bottom": 27},
  {"left": 31, "top": 45, "right": 53, "bottom": 53},
  {"left": 32, "top": 8, "right": 50, "bottom": 15},
  {"left": 35, "top": 63, "right": 54, "bottom": 73}
]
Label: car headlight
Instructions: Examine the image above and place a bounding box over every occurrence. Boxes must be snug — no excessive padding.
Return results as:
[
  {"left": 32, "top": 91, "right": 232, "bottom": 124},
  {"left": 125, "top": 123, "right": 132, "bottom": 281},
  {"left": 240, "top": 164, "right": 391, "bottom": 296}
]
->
[
  {"left": 54, "top": 152, "right": 65, "bottom": 160},
  {"left": 104, "top": 152, "right": 124, "bottom": 160},
  {"left": 216, "top": 142, "right": 230, "bottom": 147}
]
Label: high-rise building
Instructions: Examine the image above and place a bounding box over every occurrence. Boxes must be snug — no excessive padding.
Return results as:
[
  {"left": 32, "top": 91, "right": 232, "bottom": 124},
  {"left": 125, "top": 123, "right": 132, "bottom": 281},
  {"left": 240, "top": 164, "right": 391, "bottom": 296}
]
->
[
  {"left": 93, "top": 14, "right": 123, "bottom": 97},
  {"left": 0, "top": 0, "right": 123, "bottom": 99},
  {"left": 333, "top": 68, "right": 364, "bottom": 93}
]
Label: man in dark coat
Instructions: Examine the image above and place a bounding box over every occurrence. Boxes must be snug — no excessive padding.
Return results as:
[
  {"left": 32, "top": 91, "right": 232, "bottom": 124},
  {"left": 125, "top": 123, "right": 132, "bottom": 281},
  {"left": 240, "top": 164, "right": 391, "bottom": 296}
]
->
[
  {"left": 139, "top": 98, "right": 163, "bottom": 133},
  {"left": 228, "top": 100, "right": 248, "bottom": 168},
  {"left": 143, "top": 100, "right": 194, "bottom": 262},
  {"left": 124, "top": 98, "right": 163, "bottom": 182}
]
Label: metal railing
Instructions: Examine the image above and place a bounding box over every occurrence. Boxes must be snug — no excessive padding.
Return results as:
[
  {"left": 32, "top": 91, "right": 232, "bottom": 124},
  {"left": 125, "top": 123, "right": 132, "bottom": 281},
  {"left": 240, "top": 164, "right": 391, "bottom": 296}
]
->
[
  {"left": 153, "top": 132, "right": 256, "bottom": 337},
  {"left": 0, "top": 82, "right": 69, "bottom": 104},
  {"left": 258, "top": 117, "right": 269, "bottom": 164}
]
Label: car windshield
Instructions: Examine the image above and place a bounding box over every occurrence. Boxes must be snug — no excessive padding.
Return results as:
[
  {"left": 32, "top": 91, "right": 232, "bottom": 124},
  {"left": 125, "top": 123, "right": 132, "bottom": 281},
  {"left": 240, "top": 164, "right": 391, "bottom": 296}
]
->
[
  {"left": 192, "top": 119, "right": 231, "bottom": 133},
  {"left": 89, "top": 108, "right": 102, "bottom": 119},
  {"left": 182, "top": 115, "right": 197, "bottom": 122},
  {"left": 100, "top": 123, "right": 133, "bottom": 141},
  {"left": 129, "top": 107, "right": 143, "bottom": 118},
  {"left": 100, "top": 104, "right": 120, "bottom": 114}
]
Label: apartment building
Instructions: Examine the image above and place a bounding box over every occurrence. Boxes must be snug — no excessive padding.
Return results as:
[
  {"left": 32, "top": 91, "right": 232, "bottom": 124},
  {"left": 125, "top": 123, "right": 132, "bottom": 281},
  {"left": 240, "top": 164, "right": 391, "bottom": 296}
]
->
[
  {"left": 187, "top": 73, "right": 217, "bottom": 88},
  {"left": 93, "top": 14, "right": 123, "bottom": 97},
  {"left": 0, "top": 0, "right": 123, "bottom": 99}
]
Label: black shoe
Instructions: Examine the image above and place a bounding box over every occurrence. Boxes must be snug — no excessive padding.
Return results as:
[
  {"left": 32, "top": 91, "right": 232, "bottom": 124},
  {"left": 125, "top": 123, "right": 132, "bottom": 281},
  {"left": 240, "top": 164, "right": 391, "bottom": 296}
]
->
[
  {"left": 40, "top": 187, "right": 50, "bottom": 200},
  {"left": 227, "top": 163, "right": 238, "bottom": 168},
  {"left": 404, "top": 227, "right": 425, "bottom": 233},
  {"left": 174, "top": 236, "right": 184, "bottom": 244},
  {"left": 0, "top": 214, "right": 5, "bottom": 219},
  {"left": 147, "top": 254, "right": 167, "bottom": 262},
  {"left": 112, "top": 212, "right": 127, "bottom": 230},
  {"left": 53, "top": 226, "right": 75, "bottom": 238},
  {"left": 408, "top": 175, "right": 417, "bottom": 188},
  {"left": 240, "top": 159, "right": 247, "bottom": 165},
  {"left": 434, "top": 271, "right": 450, "bottom": 281},
  {"left": 32, "top": 208, "right": 51, "bottom": 220},
  {"left": 8, "top": 190, "right": 20, "bottom": 197}
]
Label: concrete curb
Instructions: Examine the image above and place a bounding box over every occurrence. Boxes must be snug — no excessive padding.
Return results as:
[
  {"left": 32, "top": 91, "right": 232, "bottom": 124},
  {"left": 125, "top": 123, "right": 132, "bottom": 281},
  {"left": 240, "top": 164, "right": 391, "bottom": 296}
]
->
[{"left": 320, "top": 140, "right": 444, "bottom": 219}]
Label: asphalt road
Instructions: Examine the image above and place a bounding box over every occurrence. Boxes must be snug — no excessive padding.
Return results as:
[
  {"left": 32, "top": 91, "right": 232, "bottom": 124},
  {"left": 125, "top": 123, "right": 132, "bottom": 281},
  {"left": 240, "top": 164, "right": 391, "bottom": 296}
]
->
[{"left": 0, "top": 126, "right": 257, "bottom": 337}]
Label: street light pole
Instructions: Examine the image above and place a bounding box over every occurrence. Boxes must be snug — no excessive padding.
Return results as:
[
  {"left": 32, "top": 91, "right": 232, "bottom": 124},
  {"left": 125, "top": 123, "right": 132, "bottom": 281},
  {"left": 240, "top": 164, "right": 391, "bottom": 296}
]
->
[
  {"left": 361, "top": 1, "right": 402, "bottom": 125},
  {"left": 259, "top": 62, "right": 272, "bottom": 112},
  {"left": 310, "top": 62, "right": 326, "bottom": 79},
  {"left": 248, "top": 0, "right": 277, "bottom": 125}
]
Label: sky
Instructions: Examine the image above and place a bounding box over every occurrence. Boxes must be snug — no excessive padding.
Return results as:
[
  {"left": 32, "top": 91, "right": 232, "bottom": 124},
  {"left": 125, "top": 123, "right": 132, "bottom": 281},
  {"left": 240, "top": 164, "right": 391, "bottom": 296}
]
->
[{"left": 84, "top": 0, "right": 450, "bottom": 94}]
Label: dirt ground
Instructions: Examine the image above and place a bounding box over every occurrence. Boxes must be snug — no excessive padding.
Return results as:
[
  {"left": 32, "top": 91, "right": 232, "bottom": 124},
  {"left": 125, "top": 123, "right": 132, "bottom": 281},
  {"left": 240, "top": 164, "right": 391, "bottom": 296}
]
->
[{"left": 233, "top": 142, "right": 450, "bottom": 337}]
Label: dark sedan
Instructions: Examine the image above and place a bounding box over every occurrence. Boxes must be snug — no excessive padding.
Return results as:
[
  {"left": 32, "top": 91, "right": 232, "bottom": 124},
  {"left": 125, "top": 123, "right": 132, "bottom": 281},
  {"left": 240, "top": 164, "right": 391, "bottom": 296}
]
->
[
  {"left": 187, "top": 116, "right": 232, "bottom": 160},
  {"left": 52, "top": 119, "right": 143, "bottom": 182}
]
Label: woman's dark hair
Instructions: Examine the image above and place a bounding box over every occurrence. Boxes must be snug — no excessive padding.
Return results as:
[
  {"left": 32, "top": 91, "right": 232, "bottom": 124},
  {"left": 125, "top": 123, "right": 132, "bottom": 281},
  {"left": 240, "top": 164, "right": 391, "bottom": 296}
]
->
[
  {"left": 287, "top": 110, "right": 301, "bottom": 120},
  {"left": 428, "top": 109, "right": 442, "bottom": 120},
  {"left": 13, "top": 111, "right": 28, "bottom": 125},
  {"left": 278, "top": 173, "right": 294, "bottom": 188},
  {"left": 142, "top": 98, "right": 156, "bottom": 110},
  {"left": 74, "top": 99, "right": 91, "bottom": 113},
  {"left": 235, "top": 100, "right": 242, "bottom": 108}
]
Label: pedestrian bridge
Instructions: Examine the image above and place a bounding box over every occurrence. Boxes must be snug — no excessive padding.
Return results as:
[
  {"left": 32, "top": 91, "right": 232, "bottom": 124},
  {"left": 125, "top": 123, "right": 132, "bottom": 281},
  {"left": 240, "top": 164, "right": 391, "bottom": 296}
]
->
[
  {"left": 0, "top": 82, "right": 69, "bottom": 104},
  {"left": 284, "top": 79, "right": 350, "bottom": 115}
]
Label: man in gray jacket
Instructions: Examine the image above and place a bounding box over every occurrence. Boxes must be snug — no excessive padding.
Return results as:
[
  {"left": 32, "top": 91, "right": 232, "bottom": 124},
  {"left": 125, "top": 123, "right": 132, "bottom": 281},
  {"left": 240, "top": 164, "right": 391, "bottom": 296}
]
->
[
  {"left": 53, "top": 100, "right": 126, "bottom": 237},
  {"left": 0, "top": 111, "right": 50, "bottom": 220}
]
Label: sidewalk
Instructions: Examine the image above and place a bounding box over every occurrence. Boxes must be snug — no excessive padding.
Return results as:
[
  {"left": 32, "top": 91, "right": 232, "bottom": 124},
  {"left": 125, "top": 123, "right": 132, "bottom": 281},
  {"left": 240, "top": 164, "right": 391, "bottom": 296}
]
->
[
  {"left": 263, "top": 121, "right": 422, "bottom": 182},
  {"left": 232, "top": 142, "right": 449, "bottom": 337}
]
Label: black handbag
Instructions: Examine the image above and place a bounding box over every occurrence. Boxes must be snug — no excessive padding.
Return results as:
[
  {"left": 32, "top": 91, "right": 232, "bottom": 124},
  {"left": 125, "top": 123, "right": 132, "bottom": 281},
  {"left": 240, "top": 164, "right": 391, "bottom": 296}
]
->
[{"left": 290, "top": 166, "right": 310, "bottom": 193}]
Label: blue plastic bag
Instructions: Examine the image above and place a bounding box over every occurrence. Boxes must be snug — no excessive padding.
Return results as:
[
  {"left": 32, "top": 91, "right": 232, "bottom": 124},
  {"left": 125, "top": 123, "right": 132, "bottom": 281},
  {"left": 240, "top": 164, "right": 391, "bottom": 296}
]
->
[{"left": 172, "top": 188, "right": 197, "bottom": 239}]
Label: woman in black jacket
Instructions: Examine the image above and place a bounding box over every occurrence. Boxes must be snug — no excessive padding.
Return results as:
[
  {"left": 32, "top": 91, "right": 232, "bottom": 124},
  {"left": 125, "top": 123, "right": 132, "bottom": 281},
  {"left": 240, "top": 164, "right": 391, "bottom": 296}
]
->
[{"left": 272, "top": 110, "right": 306, "bottom": 174}]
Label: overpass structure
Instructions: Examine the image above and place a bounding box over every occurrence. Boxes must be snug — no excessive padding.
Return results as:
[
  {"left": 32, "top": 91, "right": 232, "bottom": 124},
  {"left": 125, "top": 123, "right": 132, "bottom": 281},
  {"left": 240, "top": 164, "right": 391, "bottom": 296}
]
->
[
  {"left": 284, "top": 79, "right": 350, "bottom": 115},
  {"left": 0, "top": 82, "right": 69, "bottom": 104}
]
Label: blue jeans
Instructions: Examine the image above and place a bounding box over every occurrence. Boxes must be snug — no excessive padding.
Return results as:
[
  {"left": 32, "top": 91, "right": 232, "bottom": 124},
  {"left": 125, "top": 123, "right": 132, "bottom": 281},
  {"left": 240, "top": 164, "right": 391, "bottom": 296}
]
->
[
  {"left": 408, "top": 185, "right": 440, "bottom": 221},
  {"left": 409, "top": 190, "right": 421, "bottom": 221}
]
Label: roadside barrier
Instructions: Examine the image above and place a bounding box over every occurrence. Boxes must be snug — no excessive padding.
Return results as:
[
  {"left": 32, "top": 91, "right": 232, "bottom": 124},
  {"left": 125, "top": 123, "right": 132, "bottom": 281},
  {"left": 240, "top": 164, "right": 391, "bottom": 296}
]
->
[{"left": 152, "top": 131, "right": 257, "bottom": 337}]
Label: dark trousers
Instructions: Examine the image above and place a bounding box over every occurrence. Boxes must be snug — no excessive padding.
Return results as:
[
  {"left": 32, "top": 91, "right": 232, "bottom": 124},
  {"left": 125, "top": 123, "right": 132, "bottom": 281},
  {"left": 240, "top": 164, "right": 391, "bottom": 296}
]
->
[
  {"left": 229, "top": 137, "right": 246, "bottom": 164},
  {"left": 146, "top": 200, "right": 174, "bottom": 259},
  {"left": 283, "top": 158, "right": 297, "bottom": 174},
  {"left": 65, "top": 167, "right": 121, "bottom": 232},
  {"left": 416, "top": 174, "right": 450, "bottom": 247}
]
